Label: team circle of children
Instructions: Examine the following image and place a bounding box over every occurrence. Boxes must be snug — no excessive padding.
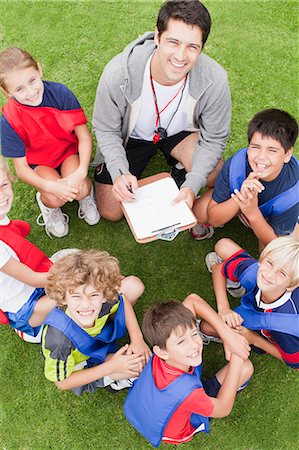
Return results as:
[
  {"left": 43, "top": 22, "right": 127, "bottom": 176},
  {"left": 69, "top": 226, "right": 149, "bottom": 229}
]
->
[{"left": 0, "top": 0, "right": 298, "bottom": 447}]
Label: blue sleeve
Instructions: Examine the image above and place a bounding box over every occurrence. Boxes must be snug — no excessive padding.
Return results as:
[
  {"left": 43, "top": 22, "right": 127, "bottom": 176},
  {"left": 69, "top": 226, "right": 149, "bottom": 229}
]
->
[
  {"left": 212, "top": 158, "right": 232, "bottom": 203},
  {"left": 42, "top": 81, "right": 82, "bottom": 111},
  {"left": 0, "top": 115, "right": 26, "bottom": 158},
  {"left": 58, "top": 84, "right": 81, "bottom": 110},
  {"left": 268, "top": 204, "right": 299, "bottom": 236}
]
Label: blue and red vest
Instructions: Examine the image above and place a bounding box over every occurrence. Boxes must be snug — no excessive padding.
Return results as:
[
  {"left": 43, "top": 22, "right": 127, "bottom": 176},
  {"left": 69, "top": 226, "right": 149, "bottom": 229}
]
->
[
  {"left": 2, "top": 98, "right": 87, "bottom": 168},
  {"left": 229, "top": 148, "right": 299, "bottom": 218},
  {"left": 124, "top": 356, "right": 210, "bottom": 448},
  {"left": 0, "top": 219, "right": 52, "bottom": 325},
  {"left": 43, "top": 294, "right": 126, "bottom": 365}
]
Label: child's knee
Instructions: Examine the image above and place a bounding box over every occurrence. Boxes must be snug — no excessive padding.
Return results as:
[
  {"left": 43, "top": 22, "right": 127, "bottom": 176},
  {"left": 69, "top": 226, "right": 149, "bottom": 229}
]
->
[
  {"left": 243, "top": 359, "right": 254, "bottom": 379},
  {"left": 121, "top": 275, "right": 145, "bottom": 303}
]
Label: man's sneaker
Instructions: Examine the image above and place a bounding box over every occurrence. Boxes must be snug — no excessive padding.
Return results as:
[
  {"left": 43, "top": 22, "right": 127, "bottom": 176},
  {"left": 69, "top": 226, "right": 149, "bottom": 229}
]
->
[
  {"left": 196, "top": 320, "right": 222, "bottom": 345},
  {"left": 78, "top": 185, "right": 100, "bottom": 226},
  {"left": 105, "top": 378, "right": 135, "bottom": 393},
  {"left": 226, "top": 279, "right": 246, "bottom": 298},
  {"left": 36, "top": 192, "right": 69, "bottom": 238},
  {"left": 205, "top": 251, "right": 223, "bottom": 273},
  {"left": 171, "top": 166, "right": 187, "bottom": 188},
  {"left": 190, "top": 223, "right": 215, "bottom": 240}
]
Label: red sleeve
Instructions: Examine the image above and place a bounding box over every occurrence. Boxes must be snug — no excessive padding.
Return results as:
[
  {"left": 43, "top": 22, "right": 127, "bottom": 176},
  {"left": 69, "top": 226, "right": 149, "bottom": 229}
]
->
[{"left": 182, "top": 388, "right": 214, "bottom": 417}]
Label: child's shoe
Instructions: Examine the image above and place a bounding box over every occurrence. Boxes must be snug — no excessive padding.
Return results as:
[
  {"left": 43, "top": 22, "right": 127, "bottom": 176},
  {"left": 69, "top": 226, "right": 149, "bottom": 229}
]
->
[
  {"left": 78, "top": 185, "right": 100, "bottom": 225},
  {"left": 196, "top": 319, "right": 223, "bottom": 345},
  {"left": 205, "top": 252, "right": 246, "bottom": 298},
  {"left": 190, "top": 223, "right": 215, "bottom": 240},
  {"left": 105, "top": 377, "right": 135, "bottom": 393},
  {"left": 36, "top": 192, "right": 69, "bottom": 238}
]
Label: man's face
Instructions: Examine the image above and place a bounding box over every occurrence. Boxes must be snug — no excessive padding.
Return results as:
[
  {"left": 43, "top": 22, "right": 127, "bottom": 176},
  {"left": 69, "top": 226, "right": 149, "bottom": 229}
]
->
[
  {"left": 162, "top": 325, "right": 203, "bottom": 372},
  {"left": 247, "top": 132, "right": 292, "bottom": 182},
  {"left": 151, "top": 18, "right": 203, "bottom": 86}
]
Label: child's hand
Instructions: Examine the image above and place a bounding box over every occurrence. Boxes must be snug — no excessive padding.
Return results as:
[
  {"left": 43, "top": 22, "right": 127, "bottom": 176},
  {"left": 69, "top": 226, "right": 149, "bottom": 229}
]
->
[
  {"left": 109, "top": 344, "right": 145, "bottom": 378},
  {"left": 231, "top": 187, "right": 258, "bottom": 215},
  {"left": 222, "top": 328, "right": 251, "bottom": 361},
  {"left": 47, "top": 179, "right": 78, "bottom": 201},
  {"left": 240, "top": 172, "right": 264, "bottom": 194},
  {"left": 219, "top": 307, "right": 243, "bottom": 329},
  {"left": 238, "top": 326, "right": 256, "bottom": 345},
  {"left": 62, "top": 167, "right": 86, "bottom": 192},
  {"left": 126, "top": 338, "right": 152, "bottom": 363}
]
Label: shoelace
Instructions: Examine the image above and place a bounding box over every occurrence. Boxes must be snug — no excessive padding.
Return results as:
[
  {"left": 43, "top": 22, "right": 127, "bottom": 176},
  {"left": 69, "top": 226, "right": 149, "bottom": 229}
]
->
[
  {"left": 78, "top": 196, "right": 97, "bottom": 219},
  {"left": 37, "top": 209, "right": 69, "bottom": 238}
]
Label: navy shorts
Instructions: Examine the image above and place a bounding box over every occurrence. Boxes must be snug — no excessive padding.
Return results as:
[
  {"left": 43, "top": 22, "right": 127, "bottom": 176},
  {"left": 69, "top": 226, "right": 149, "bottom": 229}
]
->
[
  {"left": 202, "top": 373, "right": 221, "bottom": 398},
  {"left": 6, "top": 287, "right": 45, "bottom": 336},
  {"left": 94, "top": 131, "right": 192, "bottom": 185}
]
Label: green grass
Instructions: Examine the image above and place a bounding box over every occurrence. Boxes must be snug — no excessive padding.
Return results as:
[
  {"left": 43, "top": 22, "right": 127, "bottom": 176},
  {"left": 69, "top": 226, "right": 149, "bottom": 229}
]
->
[{"left": 0, "top": 1, "right": 298, "bottom": 449}]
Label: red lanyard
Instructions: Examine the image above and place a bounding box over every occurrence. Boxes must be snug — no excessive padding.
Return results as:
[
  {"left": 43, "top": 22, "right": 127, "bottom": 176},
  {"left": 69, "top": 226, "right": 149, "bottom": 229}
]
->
[{"left": 150, "top": 72, "right": 188, "bottom": 144}]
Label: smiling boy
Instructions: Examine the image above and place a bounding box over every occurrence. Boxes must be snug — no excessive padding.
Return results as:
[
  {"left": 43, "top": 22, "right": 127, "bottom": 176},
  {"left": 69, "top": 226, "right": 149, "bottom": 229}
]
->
[
  {"left": 124, "top": 295, "right": 253, "bottom": 446},
  {"left": 42, "top": 250, "right": 151, "bottom": 395},
  {"left": 192, "top": 109, "right": 299, "bottom": 248},
  {"left": 205, "top": 236, "right": 299, "bottom": 370},
  {"left": 92, "top": 0, "right": 231, "bottom": 221}
]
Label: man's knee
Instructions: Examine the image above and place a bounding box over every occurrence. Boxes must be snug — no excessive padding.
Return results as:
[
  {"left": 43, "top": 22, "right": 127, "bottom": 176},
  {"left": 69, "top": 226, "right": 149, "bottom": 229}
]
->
[{"left": 94, "top": 182, "right": 123, "bottom": 222}]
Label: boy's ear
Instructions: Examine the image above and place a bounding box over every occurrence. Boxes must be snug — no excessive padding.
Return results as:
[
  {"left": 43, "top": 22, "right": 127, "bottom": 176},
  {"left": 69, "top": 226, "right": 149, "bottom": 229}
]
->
[
  {"left": 153, "top": 345, "right": 169, "bottom": 361},
  {"left": 286, "top": 283, "right": 298, "bottom": 293},
  {"left": 283, "top": 147, "right": 293, "bottom": 163}
]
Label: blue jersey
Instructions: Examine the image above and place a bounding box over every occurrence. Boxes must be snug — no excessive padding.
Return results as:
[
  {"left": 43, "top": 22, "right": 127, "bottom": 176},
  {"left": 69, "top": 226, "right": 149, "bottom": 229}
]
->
[
  {"left": 212, "top": 148, "right": 299, "bottom": 235},
  {"left": 223, "top": 251, "right": 299, "bottom": 370}
]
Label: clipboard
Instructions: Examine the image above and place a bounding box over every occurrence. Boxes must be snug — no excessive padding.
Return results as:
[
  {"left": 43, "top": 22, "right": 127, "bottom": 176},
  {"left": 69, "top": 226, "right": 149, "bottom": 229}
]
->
[{"left": 121, "top": 173, "right": 197, "bottom": 243}]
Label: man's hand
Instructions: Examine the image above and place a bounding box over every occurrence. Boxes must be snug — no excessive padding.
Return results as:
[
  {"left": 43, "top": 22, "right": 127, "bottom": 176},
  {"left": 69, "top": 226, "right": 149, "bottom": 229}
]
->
[
  {"left": 172, "top": 187, "right": 195, "bottom": 209},
  {"left": 112, "top": 173, "right": 138, "bottom": 202}
]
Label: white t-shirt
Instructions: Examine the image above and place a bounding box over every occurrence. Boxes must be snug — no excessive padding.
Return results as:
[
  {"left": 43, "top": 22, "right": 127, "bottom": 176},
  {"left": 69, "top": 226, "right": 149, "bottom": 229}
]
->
[
  {"left": 0, "top": 216, "right": 35, "bottom": 313},
  {"left": 131, "top": 53, "right": 192, "bottom": 141}
]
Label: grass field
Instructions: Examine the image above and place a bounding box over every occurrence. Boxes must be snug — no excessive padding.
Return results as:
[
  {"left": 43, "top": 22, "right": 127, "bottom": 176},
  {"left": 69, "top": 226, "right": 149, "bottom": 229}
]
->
[{"left": 0, "top": 1, "right": 298, "bottom": 449}]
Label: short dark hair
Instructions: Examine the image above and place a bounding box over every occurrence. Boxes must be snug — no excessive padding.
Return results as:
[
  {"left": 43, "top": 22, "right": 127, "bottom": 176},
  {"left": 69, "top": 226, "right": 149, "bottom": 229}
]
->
[
  {"left": 248, "top": 109, "right": 298, "bottom": 152},
  {"left": 142, "top": 300, "right": 196, "bottom": 349},
  {"left": 156, "top": 0, "right": 211, "bottom": 46}
]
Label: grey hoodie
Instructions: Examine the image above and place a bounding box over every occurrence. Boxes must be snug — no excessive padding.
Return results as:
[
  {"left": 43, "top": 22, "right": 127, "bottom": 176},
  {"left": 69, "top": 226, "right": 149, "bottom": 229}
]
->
[{"left": 92, "top": 32, "right": 231, "bottom": 195}]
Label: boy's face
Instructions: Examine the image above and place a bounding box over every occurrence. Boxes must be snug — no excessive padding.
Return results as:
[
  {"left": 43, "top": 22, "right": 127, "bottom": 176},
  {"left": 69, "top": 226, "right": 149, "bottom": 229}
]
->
[
  {"left": 0, "top": 169, "right": 13, "bottom": 219},
  {"left": 257, "top": 256, "right": 292, "bottom": 303},
  {"left": 247, "top": 132, "right": 292, "bottom": 182},
  {"left": 160, "top": 325, "right": 203, "bottom": 372},
  {"left": 65, "top": 284, "right": 105, "bottom": 329},
  {"left": 152, "top": 19, "right": 203, "bottom": 86},
  {"left": 4, "top": 66, "right": 44, "bottom": 106}
]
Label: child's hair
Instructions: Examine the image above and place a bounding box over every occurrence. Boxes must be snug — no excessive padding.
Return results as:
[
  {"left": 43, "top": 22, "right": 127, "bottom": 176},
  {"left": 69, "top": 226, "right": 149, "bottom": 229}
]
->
[
  {"left": 46, "top": 250, "right": 122, "bottom": 306},
  {"left": 259, "top": 236, "right": 299, "bottom": 289},
  {"left": 142, "top": 300, "right": 196, "bottom": 349},
  {"left": 157, "top": 0, "right": 211, "bottom": 47},
  {"left": 0, "top": 156, "right": 13, "bottom": 181},
  {"left": 247, "top": 109, "right": 298, "bottom": 152},
  {"left": 0, "top": 47, "right": 38, "bottom": 91}
]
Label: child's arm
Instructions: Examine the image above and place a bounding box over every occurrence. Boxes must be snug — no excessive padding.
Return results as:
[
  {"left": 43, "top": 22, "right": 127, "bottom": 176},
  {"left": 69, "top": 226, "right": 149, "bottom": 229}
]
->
[
  {"left": 209, "top": 354, "right": 244, "bottom": 417},
  {"left": 183, "top": 294, "right": 250, "bottom": 361},
  {"left": 55, "top": 344, "right": 145, "bottom": 390},
  {"left": 124, "top": 298, "right": 152, "bottom": 362},
  {"left": 239, "top": 327, "right": 283, "bottom": 361},
  {"left": 62, "top": 124, "right": 93, "bottom": 191},
  {"left": 13, "top": 157, "right": 78, "bottom": 201},
  {"left": 1, "top": 257, "right": 50, "bottom": 287},
  {"left": 207, "top": 197, "right": 240, "bottom": 227},
  {"left": 212, "top": 263, "right": 244, "bottom": 329},
  {"left": 231, "top": 188, "right": 277, "bottom": 246}
]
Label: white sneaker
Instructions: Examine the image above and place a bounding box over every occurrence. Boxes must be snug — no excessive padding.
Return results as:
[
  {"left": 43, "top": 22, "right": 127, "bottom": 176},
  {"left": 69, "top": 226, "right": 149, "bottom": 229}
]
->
[
  {"left": 78, "top": 185, "right": 100, "bottom": 226},
  {"left": 106, "top": 378, "right": 136, "bottom": 393},
  {"left": 36, "top": 192, "right": 69, "bottom": 238},
  {"left": 196, "top": 320, "right": 222, "bottom": 345},
  {"left": 14, "top": 328, "right": 42, "bottom": 343}
]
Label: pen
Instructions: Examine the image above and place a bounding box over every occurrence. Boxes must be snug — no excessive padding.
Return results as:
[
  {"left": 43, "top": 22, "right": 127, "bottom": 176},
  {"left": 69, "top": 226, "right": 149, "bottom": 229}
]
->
[
  {"left": 119, "top": 169, "right": 133, "bottom": 193},
  {"left": 151, "top": 223, "right": 181, "bottom": 234}
]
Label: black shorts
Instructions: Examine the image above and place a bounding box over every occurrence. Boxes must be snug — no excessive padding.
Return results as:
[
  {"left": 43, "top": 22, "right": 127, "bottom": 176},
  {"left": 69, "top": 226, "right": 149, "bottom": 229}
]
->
[{"left": 94, "top": 131, "right": 192, "bottom": 185}]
